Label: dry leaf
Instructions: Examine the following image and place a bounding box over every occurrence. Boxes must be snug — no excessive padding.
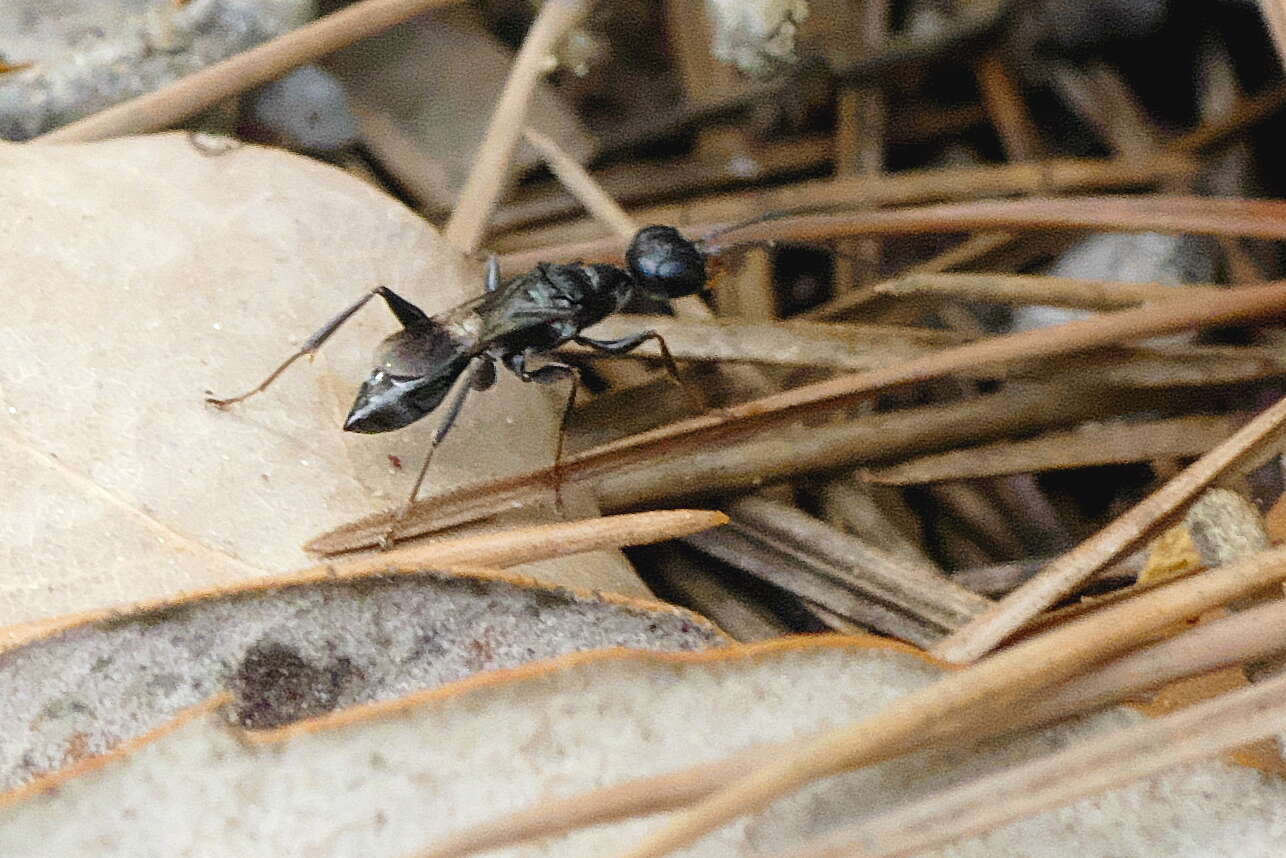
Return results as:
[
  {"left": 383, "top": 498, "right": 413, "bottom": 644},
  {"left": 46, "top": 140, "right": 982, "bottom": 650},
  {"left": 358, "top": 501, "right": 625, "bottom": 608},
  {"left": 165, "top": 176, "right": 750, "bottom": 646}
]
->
[
  {"left": 3, "top": 638, "right": 1284, "bottom": 856},
  {"left": 0, "top": 133, "right": 646, "bottom": 635},
  {"left": 0, "top": 564, "right": 723, "bottom": 792}
]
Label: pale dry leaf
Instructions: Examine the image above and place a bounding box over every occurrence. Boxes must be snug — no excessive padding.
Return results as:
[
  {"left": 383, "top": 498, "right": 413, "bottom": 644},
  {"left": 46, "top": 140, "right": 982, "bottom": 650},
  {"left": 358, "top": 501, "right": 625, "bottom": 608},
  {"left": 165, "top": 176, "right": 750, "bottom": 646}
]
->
[
  {"left": 0, "top": 133, "right": 646, "bottom": 634},
  {"left": 3, "top": 639, "right": 1285, "bottom": 857},
  {"left": 0, "top": 565, "right": 723, "bottom": 792}
]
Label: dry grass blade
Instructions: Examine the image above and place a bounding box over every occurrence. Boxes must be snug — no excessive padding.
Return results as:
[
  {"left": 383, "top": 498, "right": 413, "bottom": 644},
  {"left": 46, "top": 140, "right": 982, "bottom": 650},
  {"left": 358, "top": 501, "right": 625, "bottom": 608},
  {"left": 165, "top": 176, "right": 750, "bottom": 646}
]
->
[
  {"left": 417, "top": 595, "right": 1286, "bottom": 858},
  {"left": 310, "top": 509, "right": 728, "bottom": 579},
  {"left": 610, "top": 545, "right": 1286, "bottom": 858},
  {"left": 876, "top": 272, "right": 1225, "bottom": 310},
  {"left": 31, "top": 0, "right": 462, "bottom": 144},
  {"left": 443, "top": 0, "right": 589, "bottom": 253},
  {"left": 866, "top": 415, "right": 1244, "bottom": 484},
  {"left": 786, "top": 657, "right": 1286, "bottom": 858},
  {"left": 497, "top": 195, "right": 1286, "bottom": 272},
  {"left": 310, "top": 280, "right": 1286, "bottom": 553},
  {"left": 560, "top": 314, "right": 964, "bottom": 371},
  {"left": 933, "top": 391, "right": 1286, "bottom": 665}
]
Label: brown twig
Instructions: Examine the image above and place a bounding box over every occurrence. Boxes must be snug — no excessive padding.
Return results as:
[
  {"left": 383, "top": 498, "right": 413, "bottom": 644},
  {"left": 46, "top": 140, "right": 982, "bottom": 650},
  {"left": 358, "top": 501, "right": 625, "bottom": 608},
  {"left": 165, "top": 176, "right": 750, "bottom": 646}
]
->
[
  {"left": 683, "top": 525, "right": 944, "bottom": 647},
  {"left": 866, "top": 415, "right": 1245, "bottom": 485},
  {"left": 802, "top": 231, "right": 1020, "bottom": 320},
  {"left": 785, "top": 619, "right": 1286, "bottom": 857},
  {"left": 612, "top": 545, "right": 1286, "bottom": 858},
  {"left": 933, "top": 391, "right": 1286, "bottom": 665},
  {"left": 818, "top": 480, "right": 936, "bottom": 569},
  {"left": 309, "top": 277, "right": 1286, "bottom": 553},
  {"left": 309, "top": 509, "right": 727, "bottom": 579},
  {"left": 951, "top": 552, "right": 1146, "bottom": 598},
  {"left": 442, "top": 0, "right": 590, "bottom": 254},
  {"left": 498, "top": 196, "right": 1286, "bottom": 272},
  {"left": 830, "top": 0, "right": 890, "bottom": 294},
  {"left": 926, "top": 482, "right": 1027, "bottom": 559},
  {"left": 492, "top": 109, "right": 987, "bottom": 231},
  {"left": 493, "top": 157, "right": 1194, "bottom": 251},
  {"left": 558, "top": 313, "right": 964, "bottom": 371},
  {"left": 310, "top": 381, "right": 1142, "bottom": 552},
  {"left": 727, "top": 497, "right": 990, "bottom": 629},
  {"left": 523, "top": 125, "right": 637, "bottom": 239},
  {"left": 975, "top": 53, "right": 1044, "bottom": 161},
  {"left": 1053, "top": 344, "right": 1286, "bottom": 388},
  {"left": 645, "top": 546, "right": 792, "bottom": 642},
  {"left": 876, "top": 272, "right": 1225, "bottom": 309},
  {"left": 1259, "top": 0, "right": 1286, "bottom": 71},
  {"left": 1169, "top": 82, "right": 1286, "bottom": 153},
  {"left": 350, "top": 96, "right": 456, "bottom": 211},
  {"left": 1051, "top": 63, "right": 1159, "bottom": 159},
  {"left": 589, "top": 382, "right": 1153, "bottom": 511},
  {"left": 33, "top": 0, "right": 463, "bottom": 144}
]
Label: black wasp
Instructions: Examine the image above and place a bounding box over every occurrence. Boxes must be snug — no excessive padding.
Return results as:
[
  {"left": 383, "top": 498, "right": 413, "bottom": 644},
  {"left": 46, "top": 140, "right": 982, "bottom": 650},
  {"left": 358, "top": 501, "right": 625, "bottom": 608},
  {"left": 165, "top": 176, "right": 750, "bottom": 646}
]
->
[{"left": 207, "top": 225, "right": 707, "bottom": 539}]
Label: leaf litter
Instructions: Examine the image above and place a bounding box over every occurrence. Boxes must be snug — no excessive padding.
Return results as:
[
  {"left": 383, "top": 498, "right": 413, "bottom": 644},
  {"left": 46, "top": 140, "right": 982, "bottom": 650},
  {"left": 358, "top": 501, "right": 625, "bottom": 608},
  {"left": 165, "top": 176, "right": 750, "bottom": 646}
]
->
[
  {"left": 4, "top": 639, "right": 1286, "bottom": 858},
  {"left": 0, "top": 133, "right": 647, "bottom": 637},
  {"left": 0, "top": 564, "right": 722, "bottom": 793}
]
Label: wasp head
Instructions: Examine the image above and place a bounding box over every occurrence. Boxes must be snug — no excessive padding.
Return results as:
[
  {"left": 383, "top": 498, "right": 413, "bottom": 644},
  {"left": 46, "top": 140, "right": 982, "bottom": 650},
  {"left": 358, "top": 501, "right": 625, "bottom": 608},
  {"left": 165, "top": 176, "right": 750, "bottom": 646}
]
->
[
  {"left": 626, "top": 225, "right": 707, "bottom": 300},
  {"left": 343, "top": 323, "right": 469, "bottom": 434}
]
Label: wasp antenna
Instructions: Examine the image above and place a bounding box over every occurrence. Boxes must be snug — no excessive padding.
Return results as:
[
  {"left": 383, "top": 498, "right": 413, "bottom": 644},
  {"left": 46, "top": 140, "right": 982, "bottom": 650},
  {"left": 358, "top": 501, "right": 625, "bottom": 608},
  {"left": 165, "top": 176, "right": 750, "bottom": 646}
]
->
[{"left": 694, "top": 210, "right": 792, "bottom": 253}]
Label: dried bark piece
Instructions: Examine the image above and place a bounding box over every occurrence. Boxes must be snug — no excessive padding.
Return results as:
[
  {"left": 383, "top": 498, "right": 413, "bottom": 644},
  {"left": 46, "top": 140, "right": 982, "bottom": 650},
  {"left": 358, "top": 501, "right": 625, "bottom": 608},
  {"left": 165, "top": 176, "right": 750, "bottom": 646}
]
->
[{"left": 0, "top": 0, "right": 314, "bottom": 140}]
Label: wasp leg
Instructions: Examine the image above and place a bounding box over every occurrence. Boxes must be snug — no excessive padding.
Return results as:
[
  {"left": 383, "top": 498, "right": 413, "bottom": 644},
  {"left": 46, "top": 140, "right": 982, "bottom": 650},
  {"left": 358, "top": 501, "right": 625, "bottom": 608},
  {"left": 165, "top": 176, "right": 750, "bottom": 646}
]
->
[
  {"left": 380, "top": 357, "right": 494, "bottom": 550},
  {"left": 505, "top": 351, "right": 579, "bottom": 514},
  {"left": 375, "top": 285, "right": 431, "bottom": 328},
  {"left": 485, "top": 254, "right": 501, "bottom": 293},
  {"left": 573, "top": 331, "right": 706, "bottom": 413},
  {"left": 205, "top": 286, "right": 429, "bottom": 408}
]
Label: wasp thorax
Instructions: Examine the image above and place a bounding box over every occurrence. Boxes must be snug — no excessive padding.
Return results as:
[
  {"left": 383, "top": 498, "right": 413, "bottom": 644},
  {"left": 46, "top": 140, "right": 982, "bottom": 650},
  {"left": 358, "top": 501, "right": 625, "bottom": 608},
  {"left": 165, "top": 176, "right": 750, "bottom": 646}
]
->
[{"left": 626, "top": 225, "right": 707, "bottom": 300}]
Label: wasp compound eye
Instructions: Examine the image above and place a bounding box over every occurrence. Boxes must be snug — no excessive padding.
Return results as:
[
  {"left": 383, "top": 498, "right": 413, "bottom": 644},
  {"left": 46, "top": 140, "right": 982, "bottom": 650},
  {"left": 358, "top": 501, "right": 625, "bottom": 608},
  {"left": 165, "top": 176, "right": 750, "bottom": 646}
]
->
[{"left": 626, "top": 225, "right": 707, "bottom": 300}]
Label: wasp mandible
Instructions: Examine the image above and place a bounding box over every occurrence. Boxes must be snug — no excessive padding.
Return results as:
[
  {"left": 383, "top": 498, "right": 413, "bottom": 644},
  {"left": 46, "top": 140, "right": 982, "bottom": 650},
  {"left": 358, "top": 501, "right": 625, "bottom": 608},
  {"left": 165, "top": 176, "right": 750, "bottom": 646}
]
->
[{"left": 206, "top": 225, "right": 707, "bottom": 536}]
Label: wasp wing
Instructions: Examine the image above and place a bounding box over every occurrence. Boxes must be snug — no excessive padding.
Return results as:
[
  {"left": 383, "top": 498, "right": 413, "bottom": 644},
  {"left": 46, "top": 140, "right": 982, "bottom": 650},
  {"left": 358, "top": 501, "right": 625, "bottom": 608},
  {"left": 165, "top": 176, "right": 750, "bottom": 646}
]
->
[{"left": 435, "top": 267, "right": 581, "bottom": 350}]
